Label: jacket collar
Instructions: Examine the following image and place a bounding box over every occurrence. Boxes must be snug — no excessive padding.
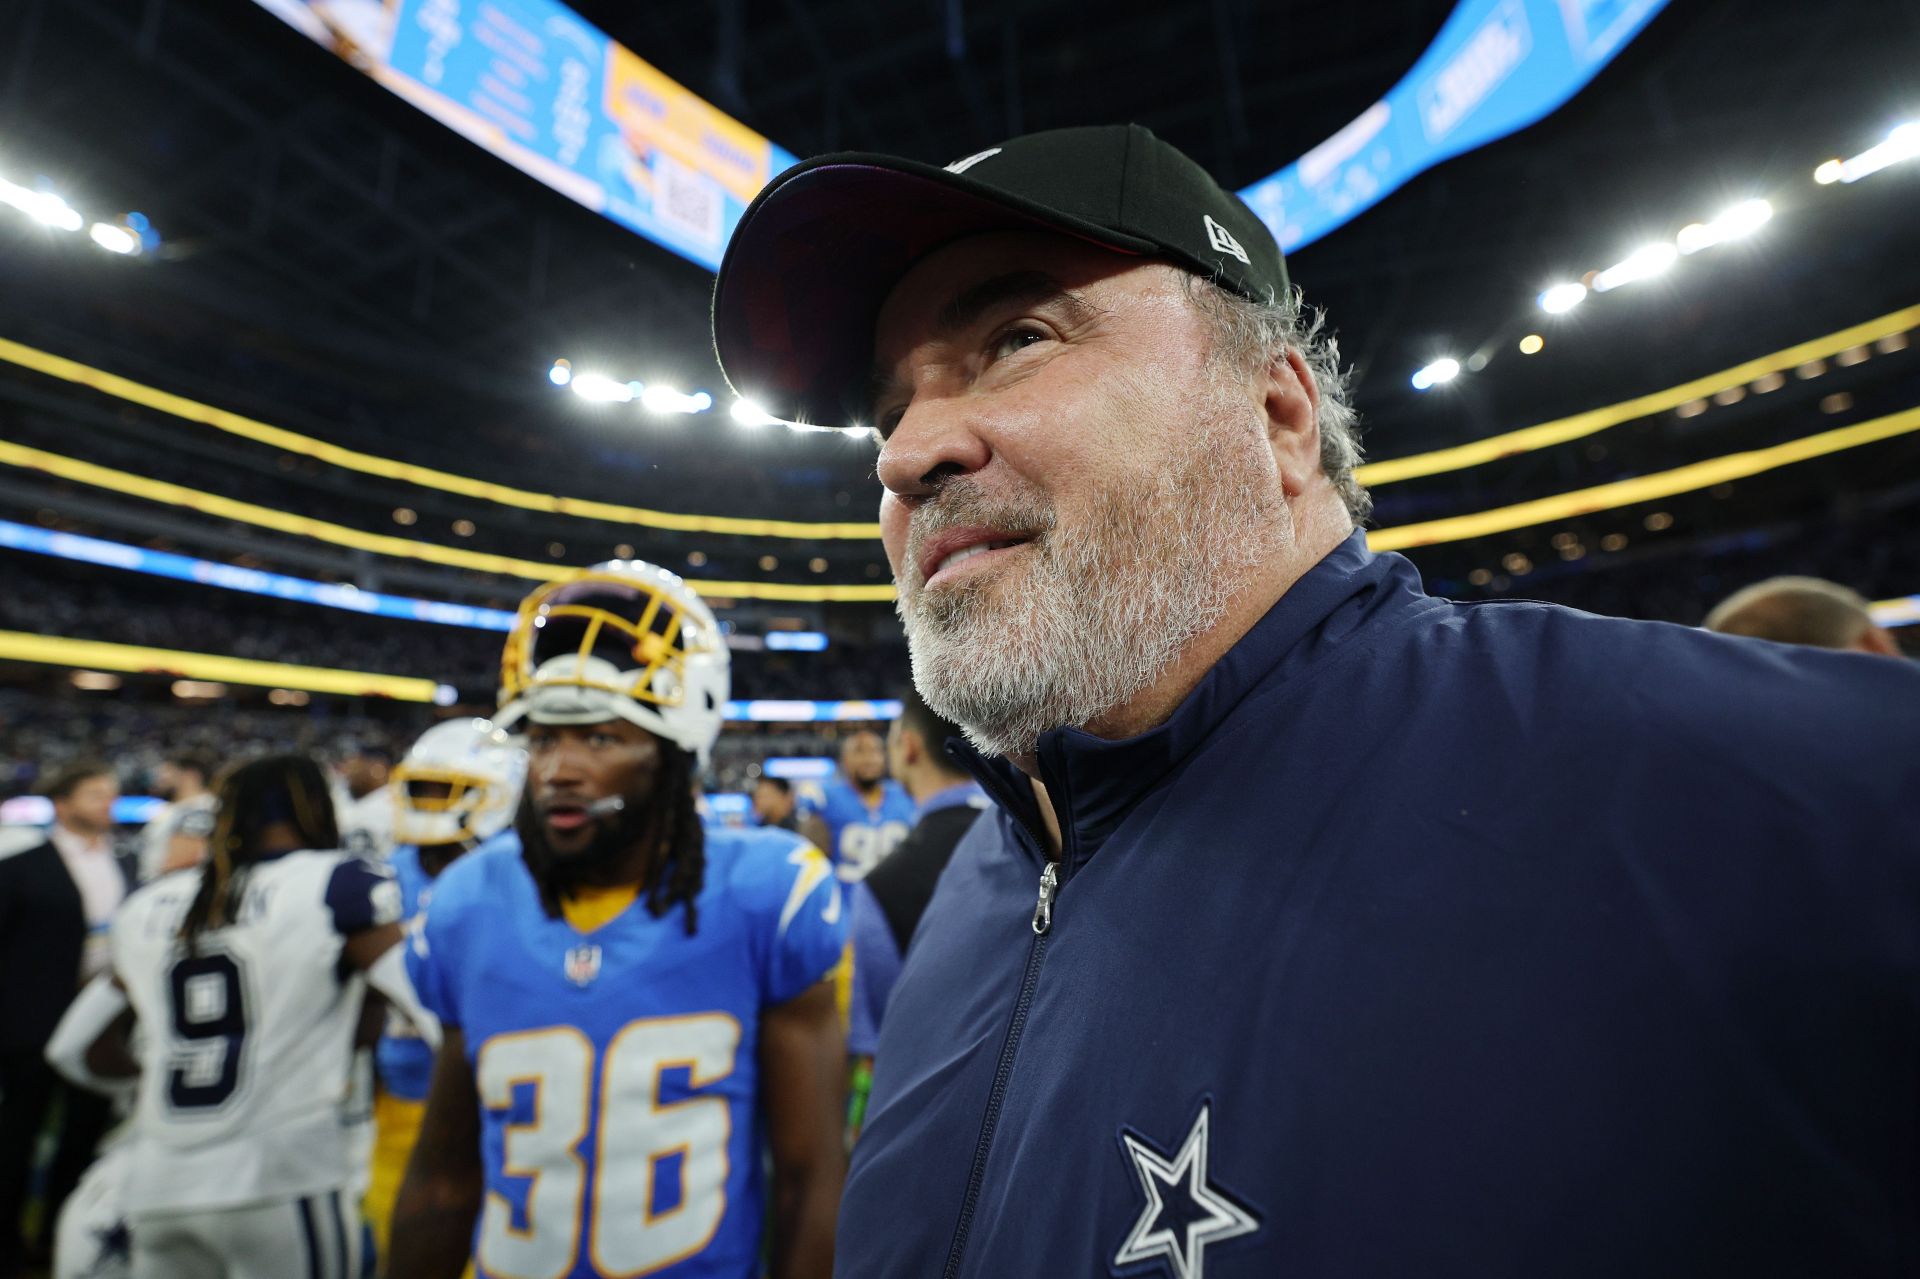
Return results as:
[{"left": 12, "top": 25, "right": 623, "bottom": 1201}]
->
[{"left": 948, "top": 531, "right": 1422, "bottom": 868}]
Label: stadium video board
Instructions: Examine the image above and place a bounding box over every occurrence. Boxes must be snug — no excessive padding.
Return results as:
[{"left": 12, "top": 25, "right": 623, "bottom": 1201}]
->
[
  {"left": 1240, "top": 0, "right": 1668, "bottom": 252},
  {"left": 252, "top": 0, "right": 798, "bottom": 272},
  {"left": 253, "top": 1, "right": 1667, "bottom": 274}
]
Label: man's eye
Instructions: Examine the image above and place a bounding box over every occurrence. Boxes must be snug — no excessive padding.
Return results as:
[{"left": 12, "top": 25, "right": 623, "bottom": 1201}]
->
[{"left": 988, "top": 326, "right": 1048, "bottom": 361}]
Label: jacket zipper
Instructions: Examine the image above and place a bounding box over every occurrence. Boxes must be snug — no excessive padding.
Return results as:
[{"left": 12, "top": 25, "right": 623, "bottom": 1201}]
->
[{"left": 940, "top": 859, "right": 1060, "bottom": 1278}]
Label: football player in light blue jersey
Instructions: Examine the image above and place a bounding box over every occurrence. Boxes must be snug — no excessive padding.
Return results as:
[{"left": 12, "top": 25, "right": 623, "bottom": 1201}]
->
[
  {"left": 804, "top": 731, "right": 917, "bottom": 883},
  {"left": 365, "top": 717, "right": 525, "bottom": 1263},
  {"left": 390, "top": 561, "right": 848, "bottom": 1279}
]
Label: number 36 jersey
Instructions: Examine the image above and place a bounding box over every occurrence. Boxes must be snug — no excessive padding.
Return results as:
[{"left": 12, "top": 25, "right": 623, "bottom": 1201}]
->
[
  {"left": 111, "top": 850, "right": 402, "bottom": 1217},
  {"left": 411, "top": 826, "right": 848, "bottom": 1279}
]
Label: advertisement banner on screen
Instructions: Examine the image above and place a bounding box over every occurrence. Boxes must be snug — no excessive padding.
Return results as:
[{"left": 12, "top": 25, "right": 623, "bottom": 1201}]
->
[
  {"left": 251, "top": 0, "right": 797, "bottom": 271},
  {"left": 1239, "top": 0, "right": 1667, "bottom": 253}
]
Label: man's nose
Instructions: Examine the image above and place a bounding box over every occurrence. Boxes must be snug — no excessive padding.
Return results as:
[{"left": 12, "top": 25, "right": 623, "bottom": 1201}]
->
[
  {"left": 875, "top": 390, "right": 994, "bottom": 502},
  {"left": 534, "top": 740, "right": 587, "bottom": 788}
]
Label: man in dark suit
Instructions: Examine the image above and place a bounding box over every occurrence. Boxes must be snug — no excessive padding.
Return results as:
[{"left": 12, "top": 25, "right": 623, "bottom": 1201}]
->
[
  {"left": 0, "top": 760, "right": 129, "bottom": 1277},
  {"left": 845, "top": 689, "right": 988, "bottom": 1133}
]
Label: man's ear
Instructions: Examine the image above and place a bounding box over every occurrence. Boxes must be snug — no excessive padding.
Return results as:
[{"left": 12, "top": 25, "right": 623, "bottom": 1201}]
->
[
  {"left": 900, "top": 728, "right": 927, "bottom": 769},
  {"left": 1261, "top": 348, "right": 1321, "bottom": 498},
  {"left": 1855, "top": 626, "right": 1903, "bottom": 658}
]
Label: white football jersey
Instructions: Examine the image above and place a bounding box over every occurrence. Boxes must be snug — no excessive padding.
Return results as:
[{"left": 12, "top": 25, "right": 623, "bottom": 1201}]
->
[
  {"left": 111, "top": 850, "right": 401, "bottom": 1217},
  {"left": 336, "top": 784, "right": 394, "bottom": 861},
  {"left": 136, "top": 794, "right": 216, "bottom": 883}
]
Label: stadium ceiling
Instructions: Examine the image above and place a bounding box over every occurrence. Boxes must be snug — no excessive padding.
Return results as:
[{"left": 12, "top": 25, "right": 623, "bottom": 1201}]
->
[{"left": 0, "top": 0, "right": 1915, "bottom": 462}]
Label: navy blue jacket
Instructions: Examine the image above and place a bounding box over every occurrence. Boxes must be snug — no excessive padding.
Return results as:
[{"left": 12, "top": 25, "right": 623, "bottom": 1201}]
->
[{"left": 839, "top": 534, "right": 1920, "bottom": 1278}]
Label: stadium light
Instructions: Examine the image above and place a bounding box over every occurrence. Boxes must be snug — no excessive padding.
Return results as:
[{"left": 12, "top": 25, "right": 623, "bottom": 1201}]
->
[
  {"left": 1539, "top": 282, "right": 1587, "bottom": 314},
  {"left": 640, "top": 384, "right": 711, "bottom": 415},
  {"left": 0, "top": 178, "right": 82, "bottom": 232},
  {"left": 548, "top": 359, "right": 572, "bottom": 386},
  {"left": 1826, "top": 121, "right": 1920, "bottom": 184},
  {"left": 730, "top": 398, "right": 780, "bottom": 426},
  {"left": 171, "top": 679, "right": 228, "bottom": 699},
  {"left": 1677, "top": 198, "right": 1772, "bottom": 254},
  {"left": 1411, "top": 358, "right": 1461, "bottom": 391},
  {"left": 569, "top": 372, "right": 633, "bottom": 403},
  {"left": 87, "top": 222, "right": 140, "bottom": 255},
  {"left": 0, "top": 168, "right": 157, "bottom": 252},
  {"left": 1592, "top": 242, "right": 1678, "bottom": 293}
]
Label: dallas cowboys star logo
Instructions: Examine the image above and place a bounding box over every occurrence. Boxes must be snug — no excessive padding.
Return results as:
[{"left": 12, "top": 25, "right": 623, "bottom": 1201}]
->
[
  {"left": 1113, "top": 1103, "right": 1259, "bottom": 1279},
  {"left": 94, "top": 1219, "right": 131, "bottom": 1262}
]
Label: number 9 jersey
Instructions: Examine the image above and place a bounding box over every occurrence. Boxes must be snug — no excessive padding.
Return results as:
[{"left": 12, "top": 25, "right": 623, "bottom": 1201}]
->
[
  {"left": 410, "top": 825, "right": 848, "bottom": 1279},
  {"left": 110, "top": 851, "right": 403, "bottom": 1217}
]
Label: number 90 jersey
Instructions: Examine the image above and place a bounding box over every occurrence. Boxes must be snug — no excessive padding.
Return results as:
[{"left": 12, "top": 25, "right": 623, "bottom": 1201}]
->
[
  {"left": 411, "top": 826, "right": 848, "bottom": 1279},
  {"left": 111, "top": 851, "right": 402, "bottom": 1218},
  {"left": 815, "top": 779, "right": 917, "bottom": 883}
]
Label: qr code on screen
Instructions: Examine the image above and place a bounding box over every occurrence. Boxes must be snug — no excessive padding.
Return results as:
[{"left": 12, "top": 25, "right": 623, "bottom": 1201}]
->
[{"left": 655, "top": 154, "right": 723, "bottom": 247}]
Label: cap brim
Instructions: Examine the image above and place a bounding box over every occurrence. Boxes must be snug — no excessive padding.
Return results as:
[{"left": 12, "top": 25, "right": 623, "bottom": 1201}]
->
[{"left": 712, "top": 154, "right": 1156, "bottom": 428}]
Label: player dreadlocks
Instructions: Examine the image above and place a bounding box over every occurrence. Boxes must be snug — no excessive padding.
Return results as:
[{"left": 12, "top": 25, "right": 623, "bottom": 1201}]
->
[{"left": 178, "top": 753, "right": 339, "bottom": 952}]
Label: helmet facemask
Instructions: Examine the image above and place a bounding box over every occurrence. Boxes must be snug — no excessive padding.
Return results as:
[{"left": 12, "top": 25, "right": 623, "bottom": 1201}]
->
[{"left": 497, "top": 565, "right": 730, "bottom": 764}]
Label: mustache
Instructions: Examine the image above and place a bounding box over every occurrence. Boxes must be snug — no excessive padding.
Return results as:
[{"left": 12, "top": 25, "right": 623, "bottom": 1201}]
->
[
  {"left": 903, "top": 478, "right": 1056, "bottom": 589},
  {"left": 515, "top": 785, "right": 649, "bottom": 875}
]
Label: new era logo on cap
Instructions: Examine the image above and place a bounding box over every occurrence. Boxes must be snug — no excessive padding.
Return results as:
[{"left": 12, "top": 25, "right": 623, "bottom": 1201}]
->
[{"left": 1204, "top": 214, "right": 1250, "bottom": 265}]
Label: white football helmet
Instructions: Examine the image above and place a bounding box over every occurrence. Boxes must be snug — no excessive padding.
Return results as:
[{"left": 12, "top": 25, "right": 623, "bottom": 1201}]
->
[
  {"left": 495, "top": 560, "right": 730, "bottom": 763},
  {"left": 390, "top": 717, "right": 527, "bottom": 849}
]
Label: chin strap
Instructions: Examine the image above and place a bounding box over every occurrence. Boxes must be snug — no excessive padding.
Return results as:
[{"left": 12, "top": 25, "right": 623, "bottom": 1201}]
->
[
  {"left": 366, "top": 941, "right": 441, "bottom": 1051},
  {"left": 45, "top": 975, "right": 135, "bottom": 1099}
]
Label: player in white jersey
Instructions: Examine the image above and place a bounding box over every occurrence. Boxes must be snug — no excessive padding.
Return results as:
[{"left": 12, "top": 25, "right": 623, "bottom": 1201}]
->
[
  {"left": 137, "top": 752, "right": 218, "bottom": 882},
  {"left": 44, "top": 754, "right": 440, "bottom": 1279},
  {"left": 333, "top": 742, "right": 395, "bottom": 860},
  {"left": 52, "top": 1141, "right": 131, "bottom": 1279}
]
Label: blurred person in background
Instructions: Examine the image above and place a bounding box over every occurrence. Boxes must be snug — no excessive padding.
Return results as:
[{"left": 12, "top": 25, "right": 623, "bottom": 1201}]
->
[
  {"left": 751, "top": 775, "right": 803, "bottom": 833},
  {"left": 0, "top": 762, "right": 128, "bottom": 1278},
  {"left": 137, "top": 751, "right": 219, "bottom": 882},
  {"left": 43, "top": 754, "right": 436, "bottom": 1279},
  {"left": 334, "top": 741, "right": 395, "bottom": 859},
  {"left": 337, "top": 742, "right": 393, "bottom": 803},
  {"left": 1704, "top": 576, "right": 1905, "bottom": 656},
  {"left": 804, "top": 730, "right": 915, "bottom": 883},
  {"left": 363, "top": 718, "right": 524, "bottom": 1266},
  {"left": 845, "top": 688, "right": 988, "bottom": 1136}
]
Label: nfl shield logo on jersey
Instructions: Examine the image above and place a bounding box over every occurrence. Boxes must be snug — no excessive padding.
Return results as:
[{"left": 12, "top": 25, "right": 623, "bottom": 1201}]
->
[{"left": 564, "top": 943, "right": 602, "bottom": 987}]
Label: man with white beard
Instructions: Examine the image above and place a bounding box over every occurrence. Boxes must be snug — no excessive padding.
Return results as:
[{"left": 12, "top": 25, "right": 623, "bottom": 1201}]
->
[{"left": 712, "top": 125, "right": 1920, "bottom": 1277}]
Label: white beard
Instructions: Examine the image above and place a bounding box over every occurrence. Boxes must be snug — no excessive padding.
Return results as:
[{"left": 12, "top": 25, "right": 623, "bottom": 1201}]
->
[{"left": 897, "top": 389, "right": 1287, "bottom": 759}]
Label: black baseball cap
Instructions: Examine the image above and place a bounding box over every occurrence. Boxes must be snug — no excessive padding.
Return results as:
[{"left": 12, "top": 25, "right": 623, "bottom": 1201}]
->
[{"left": 711, "top": 123, "right": 1287, "bottom": 429}]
